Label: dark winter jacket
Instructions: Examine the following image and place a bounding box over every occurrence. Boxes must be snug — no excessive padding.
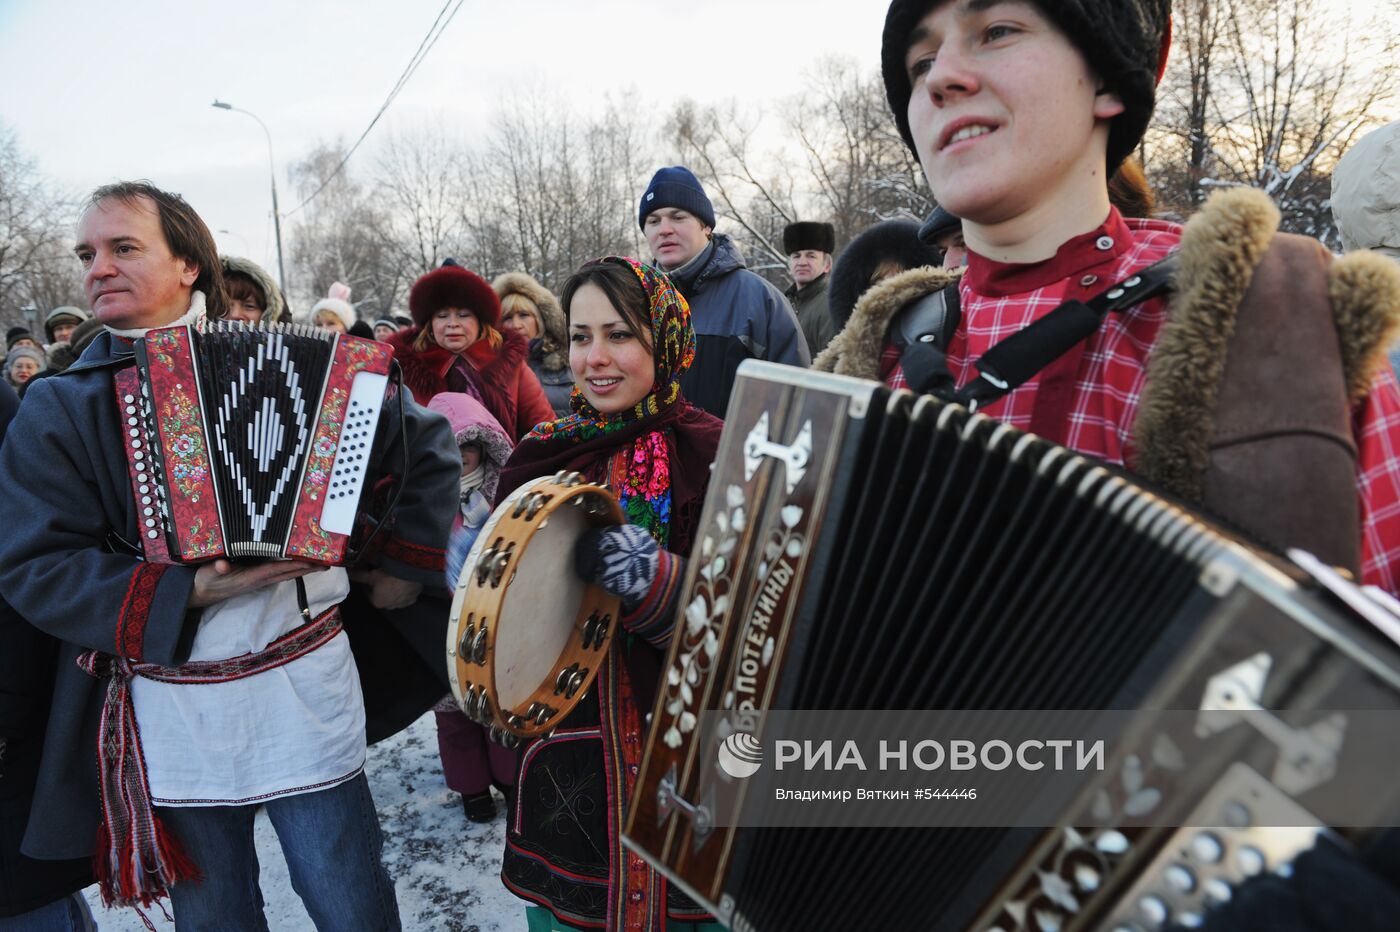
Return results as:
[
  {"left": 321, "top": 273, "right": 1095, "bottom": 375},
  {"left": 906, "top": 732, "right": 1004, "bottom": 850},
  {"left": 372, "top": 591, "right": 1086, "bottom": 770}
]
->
[
  {"left": 0, "top": 377, "right": 91, "bottom": 917},
  {"left": 386, "top": 326, "right": 554, "bottom": 441},
  {"left": 666, "top": 234, "right": 810, "bottom": 418},
  {"left": 0, "top": 331, "right": 458, "bottom": 861},
  {"left": 529, "top": 340, "right": 574, "bottom": 417},
  {"left": 785, "top": 272, "right": 835, "bottom": 358}
]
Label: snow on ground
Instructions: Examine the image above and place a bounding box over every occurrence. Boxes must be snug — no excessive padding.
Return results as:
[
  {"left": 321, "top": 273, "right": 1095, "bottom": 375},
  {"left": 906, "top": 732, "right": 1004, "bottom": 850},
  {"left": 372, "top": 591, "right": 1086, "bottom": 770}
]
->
[{"left": 83, "top": 713, "right": 527, "bottom": 931}]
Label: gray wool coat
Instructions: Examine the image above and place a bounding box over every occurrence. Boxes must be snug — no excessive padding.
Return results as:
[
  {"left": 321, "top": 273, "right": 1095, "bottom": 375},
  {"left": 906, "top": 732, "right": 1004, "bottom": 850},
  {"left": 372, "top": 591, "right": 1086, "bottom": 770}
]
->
[{"left": 0, "top": 331, "right": 458, "bottom": 860}]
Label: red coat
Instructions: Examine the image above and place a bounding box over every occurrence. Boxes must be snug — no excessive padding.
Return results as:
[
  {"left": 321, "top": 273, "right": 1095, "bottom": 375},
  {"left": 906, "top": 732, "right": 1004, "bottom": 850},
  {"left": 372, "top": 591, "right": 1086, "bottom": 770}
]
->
[{"left": 387, "top": 327, "right": 555, "bottom": 441}]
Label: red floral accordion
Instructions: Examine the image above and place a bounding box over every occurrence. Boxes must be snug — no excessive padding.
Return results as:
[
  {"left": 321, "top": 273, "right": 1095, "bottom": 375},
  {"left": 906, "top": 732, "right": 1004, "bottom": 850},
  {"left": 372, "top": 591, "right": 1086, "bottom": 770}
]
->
[{"left": 121, "top": 321, "right": 393, "bottom": 565}]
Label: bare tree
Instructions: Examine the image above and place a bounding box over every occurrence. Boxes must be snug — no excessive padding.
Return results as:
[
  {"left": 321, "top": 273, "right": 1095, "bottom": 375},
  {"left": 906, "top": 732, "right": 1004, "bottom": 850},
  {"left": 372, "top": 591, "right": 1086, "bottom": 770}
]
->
[
  {"left": 1146, "top": 0, "right": 1397, "bottom": 241},
  {"left": 287, "top": 142, "right": 405, "bottom": 319},
  {"left": 783, "top": 57, "right": 933, "bottom": 242},
  {"left": 374, "top": 125, "right": 469, "bottom": 275},
  {"left": 0, "top": 125, "right": 83, "bottom": 330}
]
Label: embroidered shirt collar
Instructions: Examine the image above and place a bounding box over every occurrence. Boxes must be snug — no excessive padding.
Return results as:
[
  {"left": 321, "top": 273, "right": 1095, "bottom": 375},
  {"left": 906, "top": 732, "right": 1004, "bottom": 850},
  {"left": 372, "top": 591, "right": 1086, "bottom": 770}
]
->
[{"left": 965, "top": 210, "right": 1132, "bottom": 297}]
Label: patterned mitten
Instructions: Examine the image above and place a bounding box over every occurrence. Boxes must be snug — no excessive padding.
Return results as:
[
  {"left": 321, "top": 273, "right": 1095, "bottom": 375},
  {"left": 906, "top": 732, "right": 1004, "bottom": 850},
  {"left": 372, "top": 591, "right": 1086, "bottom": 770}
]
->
[{"left": 574, "top": 524, "right": 659, "bottom": 611}]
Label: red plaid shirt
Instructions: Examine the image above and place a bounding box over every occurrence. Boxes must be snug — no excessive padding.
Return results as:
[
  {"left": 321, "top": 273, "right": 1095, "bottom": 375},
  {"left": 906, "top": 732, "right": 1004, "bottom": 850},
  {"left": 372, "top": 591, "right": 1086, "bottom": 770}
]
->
[{"left": 880, "top": 209, "right": 1400, "bottom": 595}]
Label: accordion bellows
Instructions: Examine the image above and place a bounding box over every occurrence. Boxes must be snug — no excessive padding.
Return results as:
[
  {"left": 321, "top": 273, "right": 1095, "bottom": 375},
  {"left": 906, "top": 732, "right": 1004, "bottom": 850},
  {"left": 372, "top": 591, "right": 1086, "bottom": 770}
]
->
[
  {"left": 623, "top": 362, "right": 1400, "bottom": 932},
  {"left": 128, "top": 321, "right": 392, "bottom": 564}
]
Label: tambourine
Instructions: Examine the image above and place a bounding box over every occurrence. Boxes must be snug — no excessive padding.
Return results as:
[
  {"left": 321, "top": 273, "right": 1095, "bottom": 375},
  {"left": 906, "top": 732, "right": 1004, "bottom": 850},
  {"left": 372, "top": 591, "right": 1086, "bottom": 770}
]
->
[{"left": 446, "top": 471, "right": 624, "bottom": 743}]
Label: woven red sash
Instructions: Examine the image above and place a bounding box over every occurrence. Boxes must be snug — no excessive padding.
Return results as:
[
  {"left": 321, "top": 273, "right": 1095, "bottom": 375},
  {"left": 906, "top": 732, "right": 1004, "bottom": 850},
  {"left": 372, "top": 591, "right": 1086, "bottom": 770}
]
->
[{"left": 77, "top": 606, "right": 343, "bottom": 920}]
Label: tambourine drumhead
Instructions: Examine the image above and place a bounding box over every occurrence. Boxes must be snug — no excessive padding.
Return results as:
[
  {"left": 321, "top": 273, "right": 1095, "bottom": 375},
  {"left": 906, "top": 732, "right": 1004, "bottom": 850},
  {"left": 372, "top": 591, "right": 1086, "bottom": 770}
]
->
[
  {"left": 446, "top": 471, "right": 624, "bottom": 742},
  {"left": 493, "top": 502, "right": 587, "bottom": 709}
]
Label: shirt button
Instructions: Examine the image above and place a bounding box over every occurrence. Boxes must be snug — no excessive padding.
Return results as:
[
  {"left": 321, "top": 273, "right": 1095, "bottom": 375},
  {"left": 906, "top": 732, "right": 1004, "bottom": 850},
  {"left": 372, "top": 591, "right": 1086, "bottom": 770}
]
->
[
  {"left": 1080, "top": 274, "right": 1099, "bottom": 287},
  {"left": 1096, "top": 236, "right": 1115, "bottom": 251}
]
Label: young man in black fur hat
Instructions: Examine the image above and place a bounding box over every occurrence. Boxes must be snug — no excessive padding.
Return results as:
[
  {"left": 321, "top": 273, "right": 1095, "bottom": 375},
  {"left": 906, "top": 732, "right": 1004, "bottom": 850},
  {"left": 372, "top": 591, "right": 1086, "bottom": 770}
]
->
[
  {"left": 783, "top": 220, "right": 838, "bottom": 356},
  {"left": 816, "top": 0, "right": 1400, "bottom": 597}
]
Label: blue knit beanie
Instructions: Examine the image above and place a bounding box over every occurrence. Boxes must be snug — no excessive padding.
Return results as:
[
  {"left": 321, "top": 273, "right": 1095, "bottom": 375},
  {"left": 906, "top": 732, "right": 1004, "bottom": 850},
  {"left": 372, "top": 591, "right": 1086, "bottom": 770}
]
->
[{"left": 638, "top": 166, "right": 716, "bottom": 230}]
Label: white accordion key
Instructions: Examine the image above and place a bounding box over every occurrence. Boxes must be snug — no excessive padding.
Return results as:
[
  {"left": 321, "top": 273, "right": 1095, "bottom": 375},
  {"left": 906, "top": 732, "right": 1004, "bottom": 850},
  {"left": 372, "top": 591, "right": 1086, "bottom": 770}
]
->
[{"left": 319, "top": 370, "right": 388, "bottom": 535}]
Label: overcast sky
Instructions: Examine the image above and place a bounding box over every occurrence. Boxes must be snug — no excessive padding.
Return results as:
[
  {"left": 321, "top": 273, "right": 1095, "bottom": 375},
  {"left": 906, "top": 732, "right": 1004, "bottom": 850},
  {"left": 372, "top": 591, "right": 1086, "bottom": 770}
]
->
[{"left": 0, "top": 0, "right": 887, "bottom": 290}]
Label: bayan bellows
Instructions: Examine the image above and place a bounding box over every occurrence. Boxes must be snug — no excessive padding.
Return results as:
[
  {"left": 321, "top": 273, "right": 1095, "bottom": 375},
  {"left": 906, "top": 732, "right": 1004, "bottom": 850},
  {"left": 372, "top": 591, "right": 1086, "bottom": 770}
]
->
[{"left": 122, "top": 321, "right": 392, "bottom": 564}]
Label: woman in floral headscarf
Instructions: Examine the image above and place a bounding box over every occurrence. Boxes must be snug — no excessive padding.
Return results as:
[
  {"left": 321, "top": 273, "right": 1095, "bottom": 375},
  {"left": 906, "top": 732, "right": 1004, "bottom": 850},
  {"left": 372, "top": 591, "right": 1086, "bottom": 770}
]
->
[{"left": 493, "top": 257, "right": 724, "bottom": 931}]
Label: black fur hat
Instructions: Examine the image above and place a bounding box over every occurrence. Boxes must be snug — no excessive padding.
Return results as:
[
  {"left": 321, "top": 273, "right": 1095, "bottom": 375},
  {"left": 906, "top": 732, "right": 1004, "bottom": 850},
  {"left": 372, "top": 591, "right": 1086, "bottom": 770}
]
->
[
  {"left": 829, "top": 220, "right": 942, "bottom": 328},
  {"left": 783, "top": 221, "right": 837, "bottom": 255},
  {"left": 881, "top": 0, "right": 1172, "bottom": 174}
]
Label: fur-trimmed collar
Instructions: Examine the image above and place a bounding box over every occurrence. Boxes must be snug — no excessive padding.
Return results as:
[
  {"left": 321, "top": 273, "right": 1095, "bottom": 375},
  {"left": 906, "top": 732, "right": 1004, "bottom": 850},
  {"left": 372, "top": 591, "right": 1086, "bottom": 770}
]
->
[
  {"left": 492, "top": 271, "right": 568, "bottom": 373},
  {"left": 812, "top": 266, "right": 962, "bottom": 378},
  {"left": 386, "top": 325, "right": 531, "bottom": 404},
  {"left": 1134, "top": 186, "right": 1400, "bottom": 500}
]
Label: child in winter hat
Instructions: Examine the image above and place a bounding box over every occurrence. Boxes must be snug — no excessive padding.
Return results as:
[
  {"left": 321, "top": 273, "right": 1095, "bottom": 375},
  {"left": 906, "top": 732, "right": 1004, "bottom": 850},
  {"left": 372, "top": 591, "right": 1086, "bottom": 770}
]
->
[
  {"left": 311, "top": 281, "right": 356, "bottom": 332},
  {"left": 429, "top": 392, "right": 514, "bottom": 589}
]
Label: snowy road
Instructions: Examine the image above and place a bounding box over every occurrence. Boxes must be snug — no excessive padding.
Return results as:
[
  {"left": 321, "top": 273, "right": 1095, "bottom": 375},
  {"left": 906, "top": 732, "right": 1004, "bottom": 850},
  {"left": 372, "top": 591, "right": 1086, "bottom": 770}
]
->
[{"left": 83, "top": 713, "right": 527, "bottom": 931}]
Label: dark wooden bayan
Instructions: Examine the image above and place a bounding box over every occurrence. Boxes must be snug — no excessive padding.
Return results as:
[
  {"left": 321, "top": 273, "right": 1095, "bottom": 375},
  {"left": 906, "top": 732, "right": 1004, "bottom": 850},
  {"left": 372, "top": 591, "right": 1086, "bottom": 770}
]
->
[{"left": 622, "top": 361, "right": 1400, "bottom": 932}]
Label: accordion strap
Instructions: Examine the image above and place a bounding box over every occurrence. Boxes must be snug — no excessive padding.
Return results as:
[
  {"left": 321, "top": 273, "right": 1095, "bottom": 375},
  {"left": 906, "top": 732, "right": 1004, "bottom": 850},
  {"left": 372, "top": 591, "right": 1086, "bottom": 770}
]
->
[{"left": 903, "top": 257, "right": 1176, "bottom": 413}]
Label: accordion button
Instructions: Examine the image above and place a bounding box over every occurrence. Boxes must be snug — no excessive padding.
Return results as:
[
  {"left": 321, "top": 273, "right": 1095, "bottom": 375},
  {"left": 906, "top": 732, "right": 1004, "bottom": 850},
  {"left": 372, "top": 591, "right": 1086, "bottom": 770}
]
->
[
  {"left": 142, "top": 496, "right": 152, "bottom": 505},
  {"left": 145, "top": 519, "right": 156, "bottom": 528},
  {"left": 1203, "top": 879, "right": 1232, "bottom": 904},
  {"left": 138, "top": 474, "right": 148, "bottom": 483},
  {"left": 1236, "top": 846, "right": 1265, "bottom": 877},
  {"left": 1164, "top": 864, "right": 1195, "bottom": 894},
  {"left": 147, "top": 530, "right": 159, "bottom": 539},
  {"left": 1189, "top": 833, "right": 1223, "bottom": 864},
  {"left": 125, "top": 406, "right": 136, "bottom": 415},
  {"left": 1222, "top": 802, "right": 1251, "bottom": 828},
  {"left": 1137, "top": 895, "right": 1168, "bottom": 928},
  {"left": 144, "top": 508, "right": 153, "bottom": 517},
  {"left": 124, "top": 394, "right": 135, "bottom": 403},
  {"left": 127, "top": 418, "right": 138, "bottom": 427},
  {"left": 132, "top": 440, "right": 142, "bottom": 449},
  {"left": 129, "top": 429, "right": 139, "bottom": 438},
  {"left": 134, "top": 452, "right": 144, "bottom": 461},
  {"left": 139, "top": 485, "right": 149, "bottom": 494}
]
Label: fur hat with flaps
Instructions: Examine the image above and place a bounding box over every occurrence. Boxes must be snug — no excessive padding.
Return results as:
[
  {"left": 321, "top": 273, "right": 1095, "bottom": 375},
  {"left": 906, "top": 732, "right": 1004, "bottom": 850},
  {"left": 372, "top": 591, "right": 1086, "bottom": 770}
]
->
[
  {"left": 221, "top": 255, "right": 286, "bottom": 323},
  {"left": 493, "top": 271, "right": 568, "bottom": 372},
  {"left": 426, "top": 392, "right": 514, "bottom": 502},
  {"left": 881, "top": 0, "right": 1172, "bottom": 174},
  {"left": 409, "top": 265, "right": 500, "bottom": 330},
  {"left": 829, "top": 219, "right": 943, "bottom": 328},
  {"left": 783, "top": 221, "right": 836, "bottom": 255},
  {"left": 310, "top": 281, "right": 356, "bottom": 329}
]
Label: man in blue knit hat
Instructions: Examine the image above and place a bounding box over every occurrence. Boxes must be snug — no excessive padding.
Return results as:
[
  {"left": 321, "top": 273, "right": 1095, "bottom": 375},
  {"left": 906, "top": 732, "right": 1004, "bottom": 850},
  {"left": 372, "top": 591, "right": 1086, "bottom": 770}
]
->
[{"left": 638, "top": 165, "right": 809, "bottom": 418}]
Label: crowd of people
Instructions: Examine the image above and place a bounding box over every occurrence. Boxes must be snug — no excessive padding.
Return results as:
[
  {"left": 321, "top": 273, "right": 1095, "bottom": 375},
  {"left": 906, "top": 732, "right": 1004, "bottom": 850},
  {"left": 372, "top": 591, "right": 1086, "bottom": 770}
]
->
[{"left": 4, "top": 1, "right": 1400, "bottom": 930}]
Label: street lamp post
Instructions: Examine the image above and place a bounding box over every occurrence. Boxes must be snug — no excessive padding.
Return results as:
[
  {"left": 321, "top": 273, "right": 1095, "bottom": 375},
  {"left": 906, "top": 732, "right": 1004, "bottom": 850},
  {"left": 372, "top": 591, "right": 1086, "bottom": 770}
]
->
[{"left": 212, "top": 100, "right": 287, "bottom": 292}]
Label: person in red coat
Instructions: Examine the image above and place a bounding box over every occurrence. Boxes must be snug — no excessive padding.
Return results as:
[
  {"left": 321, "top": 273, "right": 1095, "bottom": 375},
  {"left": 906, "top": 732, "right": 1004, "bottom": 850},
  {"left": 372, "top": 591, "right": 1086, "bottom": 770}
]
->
[{"left": 387, "top": 261, "right": 554, "bottom": 441}]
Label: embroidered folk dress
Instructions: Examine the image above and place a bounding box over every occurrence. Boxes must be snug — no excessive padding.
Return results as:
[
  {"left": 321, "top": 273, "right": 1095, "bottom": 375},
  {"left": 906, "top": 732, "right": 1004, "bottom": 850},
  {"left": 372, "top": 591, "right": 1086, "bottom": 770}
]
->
[
  {"left": 130, "top": 569, "right": 366, "bottom": 805},
  {"left": 878, "top": 210, "right": 1400, "bottom": 595}
]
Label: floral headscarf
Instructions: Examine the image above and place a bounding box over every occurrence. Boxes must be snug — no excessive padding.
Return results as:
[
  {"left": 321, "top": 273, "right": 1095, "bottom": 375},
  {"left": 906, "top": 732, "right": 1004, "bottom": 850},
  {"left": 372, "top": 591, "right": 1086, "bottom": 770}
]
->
[{"left": 522, "top": 257, "right": 696, "bottom": 544}]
